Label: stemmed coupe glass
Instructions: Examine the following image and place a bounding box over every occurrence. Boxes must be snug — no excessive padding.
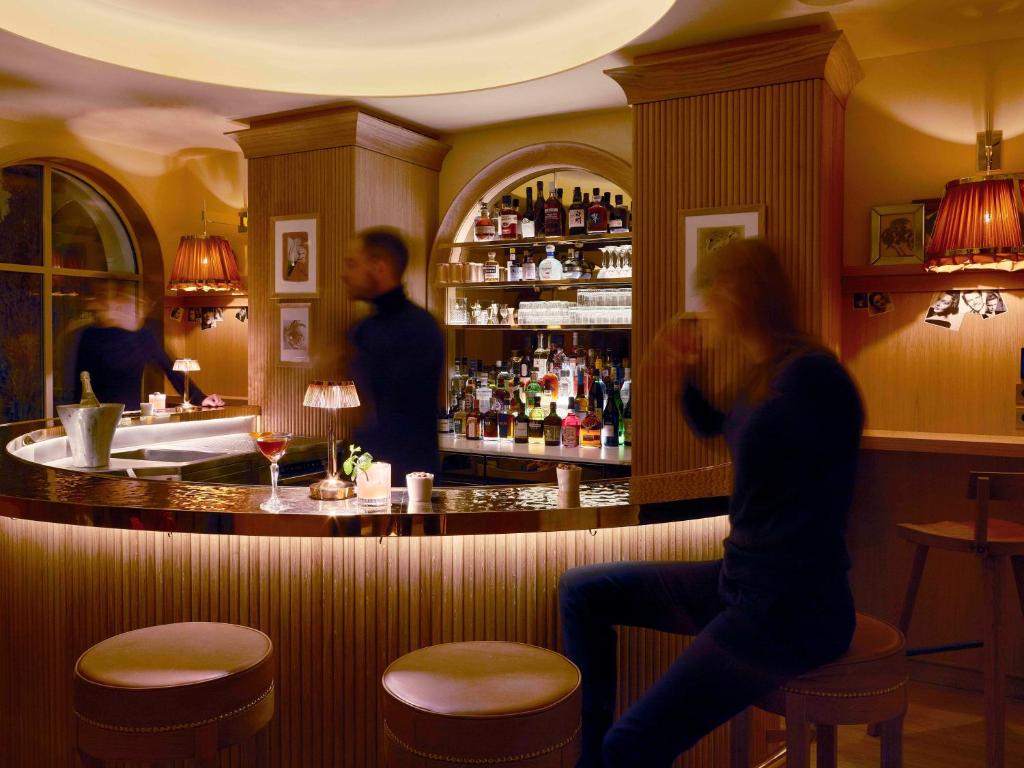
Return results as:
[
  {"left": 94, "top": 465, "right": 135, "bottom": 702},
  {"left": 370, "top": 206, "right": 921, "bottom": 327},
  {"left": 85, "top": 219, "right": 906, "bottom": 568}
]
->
[{"left": 255, "top": 432, "right": 293, "bottom": 512}]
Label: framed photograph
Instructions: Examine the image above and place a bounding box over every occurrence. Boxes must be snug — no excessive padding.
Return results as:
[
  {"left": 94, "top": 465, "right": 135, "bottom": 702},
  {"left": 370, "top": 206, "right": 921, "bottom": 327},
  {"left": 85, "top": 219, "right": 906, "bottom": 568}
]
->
[
  {"left": 273, "top": 214, "right": 318, "bottom": 296},
  {"left": 279, "top": 303, "right": 311, "bottom": 365},
  {"left": 870, "top": 204, "right": 924, "bottom": 265},
  {"left": 681, "top": 205, "right": 764, "bottom": 314}
]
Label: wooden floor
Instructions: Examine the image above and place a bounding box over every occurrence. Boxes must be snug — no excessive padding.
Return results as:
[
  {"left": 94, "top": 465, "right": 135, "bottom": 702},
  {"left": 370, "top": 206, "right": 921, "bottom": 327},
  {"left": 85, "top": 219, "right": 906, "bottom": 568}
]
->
[{"left": 829, "top": 683, "right": 1024, "bottom": 767}]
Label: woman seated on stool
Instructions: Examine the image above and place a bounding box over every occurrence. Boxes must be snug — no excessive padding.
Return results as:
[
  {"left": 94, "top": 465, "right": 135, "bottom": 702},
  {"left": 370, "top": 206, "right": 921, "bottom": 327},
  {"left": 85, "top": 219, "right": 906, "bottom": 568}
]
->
[{"left": 559, "top": 239, "right": 864, "bottom": 767}]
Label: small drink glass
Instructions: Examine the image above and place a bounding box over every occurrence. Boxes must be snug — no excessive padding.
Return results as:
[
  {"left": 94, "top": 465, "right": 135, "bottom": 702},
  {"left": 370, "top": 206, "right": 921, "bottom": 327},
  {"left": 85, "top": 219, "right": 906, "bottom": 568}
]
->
[
  {"left": 356, "top": 462, "right": 392, "bottom": 509},
  {"left": 256, "top": 432, "right": 293, "bottom": 512}
]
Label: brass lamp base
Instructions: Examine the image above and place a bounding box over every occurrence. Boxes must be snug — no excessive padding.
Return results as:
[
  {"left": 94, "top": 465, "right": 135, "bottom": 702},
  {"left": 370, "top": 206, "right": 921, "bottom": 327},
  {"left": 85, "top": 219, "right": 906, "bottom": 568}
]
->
[{"left": 310, "top": 477, "right": 355, "bottom": 501}]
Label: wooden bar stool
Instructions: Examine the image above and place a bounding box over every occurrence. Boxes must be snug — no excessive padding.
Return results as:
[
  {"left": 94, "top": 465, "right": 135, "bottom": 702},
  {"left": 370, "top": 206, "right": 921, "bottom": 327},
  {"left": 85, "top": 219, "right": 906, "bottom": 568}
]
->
[
  {"left": 895, "top": 470, "right": 1024, "bottom": 768},
  {"left": 73, "top": 622, "right": 275, "bottom": 767},
  {"left": 381, "top": 641, "right": 581, "bottom": 767},
  {"left": 731, "top": 612, "right": 907, "bottom": 768}
]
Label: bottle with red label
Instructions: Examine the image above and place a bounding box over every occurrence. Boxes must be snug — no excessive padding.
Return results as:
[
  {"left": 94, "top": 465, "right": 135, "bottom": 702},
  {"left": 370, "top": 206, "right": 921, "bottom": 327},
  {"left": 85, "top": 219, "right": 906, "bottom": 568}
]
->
[
  {"left": 474, "top": 201, "right": 496, "bottom": 242},
  {"left": 543, "top": 185, "right": 563, "bottom": 236},
  {"left": 499, "top": 195, "right": 518, "bottom": 239},
  {"left": 587, "top": 187, "right": 609, "bottom": 234}
]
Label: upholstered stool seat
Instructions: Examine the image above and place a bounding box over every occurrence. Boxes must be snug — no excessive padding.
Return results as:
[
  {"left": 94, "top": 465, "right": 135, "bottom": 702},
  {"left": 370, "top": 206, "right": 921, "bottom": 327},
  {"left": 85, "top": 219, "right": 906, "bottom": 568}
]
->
[
  {"left": 731, "top": 612, "right": 907, "bottom": 768},
  {"left": 381, "top": 641, "right": 581, "bottom": 767},
  {"left": 73, "top": 622, "right": 275, "bottom": 766}
]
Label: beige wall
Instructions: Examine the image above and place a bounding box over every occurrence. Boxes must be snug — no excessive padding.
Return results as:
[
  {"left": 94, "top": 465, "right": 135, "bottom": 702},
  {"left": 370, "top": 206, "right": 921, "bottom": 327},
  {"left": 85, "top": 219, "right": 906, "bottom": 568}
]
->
[{"left": 438, "top": 107, "right": 632, "bottom": 224}]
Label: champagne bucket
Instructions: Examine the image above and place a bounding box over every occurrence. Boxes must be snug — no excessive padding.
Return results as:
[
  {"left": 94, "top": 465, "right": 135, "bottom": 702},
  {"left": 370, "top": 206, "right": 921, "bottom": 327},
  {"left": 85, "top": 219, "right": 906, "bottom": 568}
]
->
[{"left": 57, "top": 403, "right": 124, "bottom": 468}]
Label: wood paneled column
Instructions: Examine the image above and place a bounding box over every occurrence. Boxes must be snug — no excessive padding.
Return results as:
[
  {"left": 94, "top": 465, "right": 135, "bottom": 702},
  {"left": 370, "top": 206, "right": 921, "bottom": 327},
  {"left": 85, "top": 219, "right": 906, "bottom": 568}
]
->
[
  {"left": 233, "top": 106, "right": 449, "bottom": 435},
  {"left": 606, "top": 27, "right": 862, "bottom": 474}
]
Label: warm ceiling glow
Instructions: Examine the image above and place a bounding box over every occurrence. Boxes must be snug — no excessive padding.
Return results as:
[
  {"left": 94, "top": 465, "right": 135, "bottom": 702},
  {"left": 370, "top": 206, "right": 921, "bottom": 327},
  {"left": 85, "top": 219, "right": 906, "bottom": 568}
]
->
[{"left": 2, "top": 0, "right": 674, "bottom": 97}]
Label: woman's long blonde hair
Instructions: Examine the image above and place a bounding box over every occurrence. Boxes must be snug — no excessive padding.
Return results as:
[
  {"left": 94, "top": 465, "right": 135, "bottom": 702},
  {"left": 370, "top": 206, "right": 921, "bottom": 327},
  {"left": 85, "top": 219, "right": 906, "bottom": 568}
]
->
[{"left": 695, "top": 238, "right": 825, "bottom": 400}]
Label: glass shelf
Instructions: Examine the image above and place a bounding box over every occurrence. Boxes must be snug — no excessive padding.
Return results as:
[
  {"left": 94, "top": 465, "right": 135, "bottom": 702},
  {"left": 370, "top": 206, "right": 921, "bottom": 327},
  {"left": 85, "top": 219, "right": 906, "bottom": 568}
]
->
[
  {"left": 446, "top": 324, "right": 631, "bottom": 331},
  {"left": 442, "top": 232, "right": 632, "bottom": 250},
  {"left": 441, "top": 278, "right": 632, "bottom": 290}
]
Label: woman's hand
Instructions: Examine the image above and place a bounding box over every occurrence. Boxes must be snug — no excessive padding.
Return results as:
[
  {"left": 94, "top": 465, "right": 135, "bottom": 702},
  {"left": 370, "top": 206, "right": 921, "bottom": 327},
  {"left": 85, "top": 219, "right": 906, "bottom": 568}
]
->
[
  {"left": 642, "top": 317, "right": 702, "bottom": 386},
  {"left": 202, "top": 394, "right": 225, "bottom": 407}
]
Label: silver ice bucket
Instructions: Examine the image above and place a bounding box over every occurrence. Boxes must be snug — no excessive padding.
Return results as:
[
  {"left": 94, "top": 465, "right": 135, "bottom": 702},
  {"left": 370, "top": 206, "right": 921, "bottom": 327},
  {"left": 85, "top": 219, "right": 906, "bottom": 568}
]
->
[{"left": 57, "top": 403, "right": 124, "bottom": 468}]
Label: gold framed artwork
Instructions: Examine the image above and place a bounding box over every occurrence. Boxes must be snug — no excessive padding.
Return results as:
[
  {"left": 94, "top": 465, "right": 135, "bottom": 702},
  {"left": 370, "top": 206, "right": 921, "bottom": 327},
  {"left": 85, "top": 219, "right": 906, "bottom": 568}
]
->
[
  {"left": 278, "top": 302, "right": 311, "bottom": 366},
  {"left": 681, "top": 205, "right": 764, "bottom": 314},
  {"left": 273, "top": 213, "right": 318, "bottom": 297},
  {"left": 870, "top": 204, "right": 924, "bottom": 265}
]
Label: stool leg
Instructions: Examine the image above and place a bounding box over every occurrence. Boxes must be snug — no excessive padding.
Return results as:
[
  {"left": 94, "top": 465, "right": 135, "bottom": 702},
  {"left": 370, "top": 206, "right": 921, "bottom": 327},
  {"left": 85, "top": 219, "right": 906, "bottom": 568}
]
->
[
  {"left": 1012, "top": 556, "right": 1024, "bottom": 618},
  {"left": 879, "top": 718, "right": 903, "bottom": 768},
  {"left": 898, "top": 544, "right": 929, "bottom": 634},
  {"left": 729, "top": 707, "right": 752, "bottom": 768},
  {"left": 982, "top": 555, "right": 1006, "bottom": 768},
  {"left": 815, "top": 724, "right": 837, "bottom": 768},
  {"left": 785, "top": 694, "right": 811, "bottom": 768}
]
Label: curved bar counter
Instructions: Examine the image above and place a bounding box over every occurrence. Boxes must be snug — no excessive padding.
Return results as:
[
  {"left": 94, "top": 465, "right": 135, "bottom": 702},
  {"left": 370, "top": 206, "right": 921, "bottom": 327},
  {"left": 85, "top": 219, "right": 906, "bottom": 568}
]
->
[{"left": 0, "top": 410, "right": 776, "bottom": 767}]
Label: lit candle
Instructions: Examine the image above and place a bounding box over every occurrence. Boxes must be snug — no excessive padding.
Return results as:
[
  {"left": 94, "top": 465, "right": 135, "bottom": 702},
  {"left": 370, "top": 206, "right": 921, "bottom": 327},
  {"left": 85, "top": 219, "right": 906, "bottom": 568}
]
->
[{"left": 148, "top": 392, "right": 166, "bottom": 410}]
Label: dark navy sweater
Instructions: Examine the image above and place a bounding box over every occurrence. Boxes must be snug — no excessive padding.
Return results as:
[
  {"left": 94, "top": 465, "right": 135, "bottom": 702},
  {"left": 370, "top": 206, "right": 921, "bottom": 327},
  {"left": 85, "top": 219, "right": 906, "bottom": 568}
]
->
[
  {"left": 349, "top": 287, "right": 443, "bottom": 480},
  {"left": 681, "top": 349, "right": 864, "bottom": 603}
]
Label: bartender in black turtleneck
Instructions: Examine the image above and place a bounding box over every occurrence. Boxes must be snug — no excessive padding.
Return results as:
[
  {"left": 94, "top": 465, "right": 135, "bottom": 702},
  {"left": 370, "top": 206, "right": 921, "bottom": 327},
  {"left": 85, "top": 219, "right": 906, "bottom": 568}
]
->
[{"left": 344, "top": 228, "right": 443, "bottom": 481}]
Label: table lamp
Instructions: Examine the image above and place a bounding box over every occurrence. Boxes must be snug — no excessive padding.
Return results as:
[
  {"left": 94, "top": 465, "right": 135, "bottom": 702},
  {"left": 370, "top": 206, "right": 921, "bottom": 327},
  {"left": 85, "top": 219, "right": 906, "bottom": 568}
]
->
[
  {"left": 172, "top": 358, "right": 201, "bottom": 409},
  {"left": 303, "top": 380, "right": 360, "bottom": 500}
]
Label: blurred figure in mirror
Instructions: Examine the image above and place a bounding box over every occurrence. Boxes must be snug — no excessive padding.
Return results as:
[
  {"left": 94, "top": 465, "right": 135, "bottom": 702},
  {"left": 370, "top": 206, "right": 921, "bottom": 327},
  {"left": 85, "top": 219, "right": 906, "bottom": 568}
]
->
[
  {"left": 73, "top": 282, "right": 224, "bottom": 410},
  {"left": 343, "top": 227, "right": 443, "bottom": 481},
  {"left": 559, "top": 239, "right": 864, "bottom": 767}
]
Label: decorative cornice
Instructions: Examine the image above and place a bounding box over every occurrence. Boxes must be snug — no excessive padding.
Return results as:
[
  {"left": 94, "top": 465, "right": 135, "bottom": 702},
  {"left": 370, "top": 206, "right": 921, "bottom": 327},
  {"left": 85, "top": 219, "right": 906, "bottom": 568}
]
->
[
  {"left": 605, "top": 27, "right": 863, "bottom": 107},
  {"left": 230, "top": 105, "right": 450, "bottom": 171}
]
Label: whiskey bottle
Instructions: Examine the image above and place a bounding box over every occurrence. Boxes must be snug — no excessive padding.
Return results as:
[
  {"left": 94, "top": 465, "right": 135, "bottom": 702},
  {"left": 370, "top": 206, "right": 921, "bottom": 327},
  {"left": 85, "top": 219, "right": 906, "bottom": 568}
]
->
[
  {"left": 543, "top": 402, "right": 563, "bottom": 446},
  {"left": 543, "top": 184, "right": 563, "bottom": 236},
  {"left": 514, "top": 401, "right": 530, "bottom": 444},
  {"left": 537, "top": 244, "right": 563, "bottom": 281},
  {"left": 465, "top": 397, "right": 481, "bottom": 440},
  {"left": 507, "top": 248, "right": 523, "bottom": 282},
  {"left": 438, "top": 408, "right": 452, "bottom": 434},
  {"left": 562, "top": 246, "right": 582, "bottom": 280},
  {"left": 522, "top": 250, "right": 538, "bottom": 281},
  {"left": 521, "top": 188, "right": 536, "bottom": 238},
  {"left": 528, "top": 396, "right": 545, "bottom": 445},
  {"left": 474, "top": 200, "right": 496, "bottom": 242},
  {"left": 561, "top": 398, "right": 581, "bottom": 448},
  {"left": 482, "top": 402, "right": 499, "bottom": 441},
  {"left": 587, "top": 187, "right": 609, "bottom": 234},
  {"left": 483, "top": 250, "right": 501, "bottom": 283},
  {"left": 499, "top": 195, "right": 518, "bottom": 239},
  {"left": 453, "top": 396, "right": 467, "bottom": 438},
  {"left": 581, "top": 408, "right": 602, "bottom": 448},
  {"left": 567, "top": 187, "right": 586, "bottom": 236},
  {"left": 610, "top": 195, "right": 630, "bottom": 233},
  {"left": 533, "top": 181, "right": 546, "bottom": 235},
  {"left": 497, "top": 402, "right": 511, "bottom": 440}
]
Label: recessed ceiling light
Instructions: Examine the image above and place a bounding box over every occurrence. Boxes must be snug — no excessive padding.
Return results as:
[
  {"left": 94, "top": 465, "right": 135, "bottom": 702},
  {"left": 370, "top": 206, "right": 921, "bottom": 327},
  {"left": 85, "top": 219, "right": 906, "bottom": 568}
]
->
[{"left": 3, "top": 0, "right": 675, "bottom": 97}]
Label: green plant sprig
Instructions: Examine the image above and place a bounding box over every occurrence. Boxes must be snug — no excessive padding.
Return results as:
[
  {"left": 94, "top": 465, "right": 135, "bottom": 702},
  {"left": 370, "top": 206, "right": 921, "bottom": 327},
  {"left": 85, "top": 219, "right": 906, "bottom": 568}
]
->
[{"left": 341, "top": 444, "right": 373, "bottom": 481}]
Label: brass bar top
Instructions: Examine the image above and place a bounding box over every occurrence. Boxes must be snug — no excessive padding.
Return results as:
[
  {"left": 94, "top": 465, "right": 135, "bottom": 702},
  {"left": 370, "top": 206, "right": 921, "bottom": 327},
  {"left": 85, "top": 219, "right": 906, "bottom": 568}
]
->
[{"left": 1, "top": 408, "right": 731, "bottom": 537}]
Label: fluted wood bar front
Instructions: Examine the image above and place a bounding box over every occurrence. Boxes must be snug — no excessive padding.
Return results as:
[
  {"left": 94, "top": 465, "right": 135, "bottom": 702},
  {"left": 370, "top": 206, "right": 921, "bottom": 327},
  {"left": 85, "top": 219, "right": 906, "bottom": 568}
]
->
[{"left": 0, "top": 416, "right": 780, "bottom": 768}]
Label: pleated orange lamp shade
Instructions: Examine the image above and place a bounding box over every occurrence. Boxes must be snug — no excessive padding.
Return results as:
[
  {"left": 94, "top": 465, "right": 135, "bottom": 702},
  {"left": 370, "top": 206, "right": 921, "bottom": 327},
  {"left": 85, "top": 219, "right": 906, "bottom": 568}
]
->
[
  {"left": 167, "top": 235, "right": 243, "bottom": 292},
  {"left": 926, "top": 173, "right": 1024, "bottom": 272}
]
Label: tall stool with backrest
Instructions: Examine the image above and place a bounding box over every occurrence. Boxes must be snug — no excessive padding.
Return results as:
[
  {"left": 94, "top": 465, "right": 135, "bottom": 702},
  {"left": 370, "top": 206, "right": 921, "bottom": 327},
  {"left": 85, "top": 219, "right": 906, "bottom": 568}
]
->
[
  {"left": 894, "top": 470, "right": 1024, "bottom": 768},
  {"left": 381, "top": 640, "right": 581, "bottom": 767},
  {"left": 73, "top": 622, "right": 275, "bottom": 767},
  {"left": 730, "top": 612, "right": 907, "bottom": 768}
]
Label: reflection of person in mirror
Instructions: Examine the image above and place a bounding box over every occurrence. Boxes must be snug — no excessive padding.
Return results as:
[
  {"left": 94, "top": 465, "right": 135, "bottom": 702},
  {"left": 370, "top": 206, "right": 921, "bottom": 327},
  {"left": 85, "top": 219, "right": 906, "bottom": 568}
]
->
[
  {"left": 924, "top": 291, "right": 959, "bottom": 329},
  {"left": 962, "top": 290, "right": 985, "bottom": 315},
  {"left": 284, "top": 233, "right": 309, "bottom": 282},
  {"left": 982, "top": 291, "right": 1006, "bottom": 319}
]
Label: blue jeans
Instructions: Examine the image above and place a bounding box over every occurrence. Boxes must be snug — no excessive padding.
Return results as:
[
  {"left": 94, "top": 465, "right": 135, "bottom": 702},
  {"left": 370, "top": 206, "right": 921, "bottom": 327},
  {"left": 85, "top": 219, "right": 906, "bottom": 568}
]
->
[{"left": 558, "top": 559, "right": 854, "bottom": 768}]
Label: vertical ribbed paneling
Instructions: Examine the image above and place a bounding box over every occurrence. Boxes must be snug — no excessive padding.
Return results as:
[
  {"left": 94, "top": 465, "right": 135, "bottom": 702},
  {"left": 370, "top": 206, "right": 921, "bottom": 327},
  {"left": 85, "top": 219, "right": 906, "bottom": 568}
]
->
[
  {"left": 633, "top": 80, "right": 843, "bottom": 475},
  {"left": 0, "top": 515, "right": 753, "bottom": 767}
]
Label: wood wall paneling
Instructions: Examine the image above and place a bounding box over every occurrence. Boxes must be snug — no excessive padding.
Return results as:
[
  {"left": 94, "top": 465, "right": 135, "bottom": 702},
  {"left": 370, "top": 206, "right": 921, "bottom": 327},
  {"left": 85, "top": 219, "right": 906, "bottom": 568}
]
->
[
  {"left": 164, "top": 296, "right": 250, "bottom": 402},
  {"left": 0, "top": 515, "right": 788, "bottom": 768}
]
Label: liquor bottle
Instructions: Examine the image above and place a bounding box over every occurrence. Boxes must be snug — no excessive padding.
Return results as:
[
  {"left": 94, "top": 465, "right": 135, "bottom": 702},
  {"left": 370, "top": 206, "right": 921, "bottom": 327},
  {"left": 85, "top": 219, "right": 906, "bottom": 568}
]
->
[
  {"left": 483, "top": 250, "right": 501, "bottom": 283},
  {"left": 602, "top": 191, "right": 613, "bottom": 218},
  {"left": 79, "top": 371, "right": 101, "bottom": 407},
  {"left": 620, "top": 360, "right": 631, "bottom": 407},
  {"left": 622, "top": 394, "right": 632, "bottom": 447},
  {"left": 561, "top": 397, "right": 581, "bottom": 448},
  {"left": 496, "top": 363, "right": 513, "bottom": 395},
  {"left": 610, "top": 195, "right": 630, "bottom": 233},
  {"left": 567, "top": 187, "right": 586, "bottom": 236},
  {"left": 483, "top": 402, "right": 499, "bottom": 441},
  {"left": 474, "top": 200, "right": 496, "bottom": 241},
  {"left": 557, "top": 188, "right": 567, "bottom": 233},
  {"left": 610, "top": 383, "right": 625, "bottom": 445},
  {"left": 533, "top": 333, "right": 549, "bottom": 378},
  {"left": 438, "top": 408, "right": 452, "bottom": 434},
  {"left": 587, "top": 188, "right": 609, "bottom": 234},
  {"left": 514, "top": 401, "right": 530, "bottom": 444},
  {"left": 522, "top": 250, "right": 538, "bottom": 281},
  {"left": 465, "top": 397, "right": 481, "bottom": 440},
  {"left": 521, "top": 188, "right": 536, "bottom": 238},
  {"left": 589, "top": 374, "right": 606, "bottom": 414},
  {"left": 581, "top": 408, "right": 602, "bottom": 448},
  {"left": 562, "top": 246, "right": 582, "bottom": 280},
  {"left": 602, "top": 400, "right": 619, "bottom": 447},
  {"left": 499, "top": 195, "right": 518, "bottom": 239},
  {"left": 506, "top": 248, "right": 523, "bottom": 282},
  {"left": 453, "top": 396, "right": 467, "bottom": 438},
  {"left": 543, "top": 184, "right": 563, "bottom": 236},
  {"left": 528, "top": 396, "right": 545, "bottom": 445},
  {"left": 538, "top": 244, "right": 564, "bottom": 281},
  {"left": 543, "top": 402, "right": 563, "bottom": 446},
  {"left": 533, "top": 181, "right": 546, "bottom": 235}
]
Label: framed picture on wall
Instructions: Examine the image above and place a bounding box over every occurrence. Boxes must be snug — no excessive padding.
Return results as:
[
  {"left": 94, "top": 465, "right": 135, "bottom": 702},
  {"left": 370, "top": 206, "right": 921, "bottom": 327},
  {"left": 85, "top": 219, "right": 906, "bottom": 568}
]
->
[
  {"left": 870, "top": 203, "right": 925, "bottom": 265},
  {"left": 273, "top": 214, "right": 318, "bottom": 297},
  {"left": 680, "top": 205, "right": 764, "bottom": 314},
  {"left": 279, "top": 302, "right": 311, "bottom": 365}
]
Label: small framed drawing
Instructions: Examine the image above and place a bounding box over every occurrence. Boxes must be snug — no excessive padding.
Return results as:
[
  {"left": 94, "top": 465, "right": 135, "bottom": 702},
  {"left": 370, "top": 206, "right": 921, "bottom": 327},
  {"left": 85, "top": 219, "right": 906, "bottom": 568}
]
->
[
  {"left": 273, "top": 214, "right": 318, "bottom": 296},
  {"left": 681, "top": 205, "right": 764, "bottom": 314},
  {"left": 279, "top": 303, "right": 311, "bottom": 366},
  {"left": 870, "top": 204, "right": 924, "bottom": 265}
]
